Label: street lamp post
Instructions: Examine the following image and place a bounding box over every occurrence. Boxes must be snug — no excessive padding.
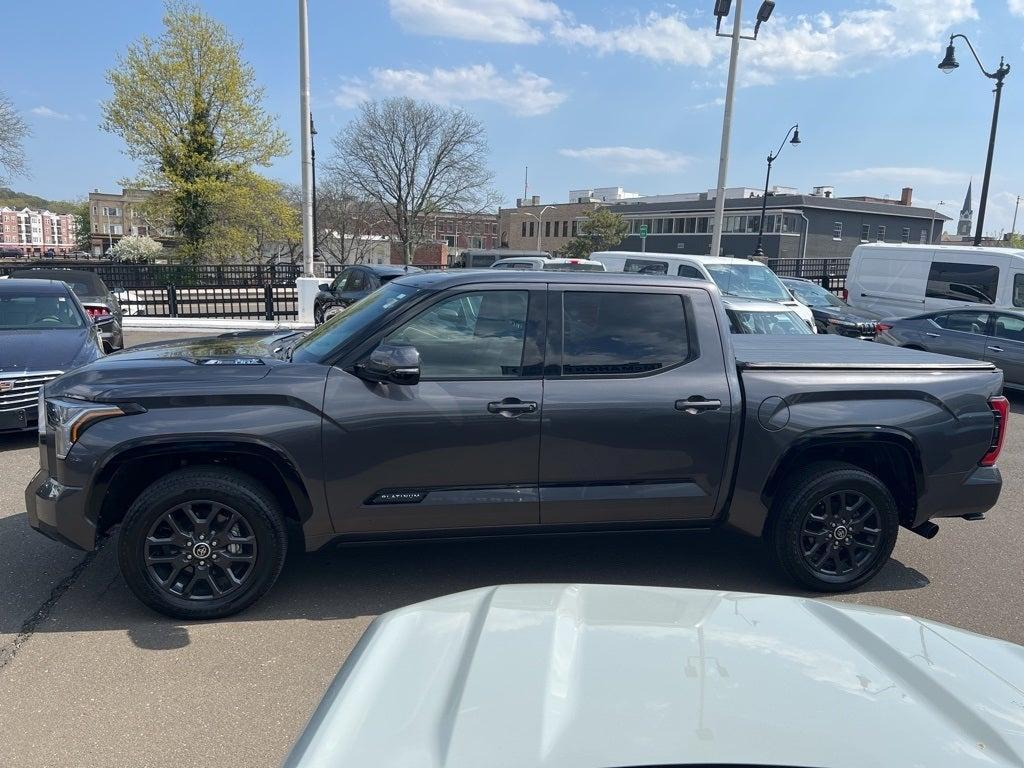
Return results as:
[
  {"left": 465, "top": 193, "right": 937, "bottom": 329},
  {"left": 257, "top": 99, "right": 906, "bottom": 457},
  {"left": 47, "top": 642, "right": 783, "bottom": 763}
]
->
[
  {"left": 938, "top": 34, "right": 1011, "bottom": 247},
  {"left": 1012, "top": 195, "right": 1021, "bottom": 239},
  {"left": 753, "top": 123, "right": 800, "bottom": 259},
  {"left": 310, "top": 113, "right": 318, "bottom": 258},
  {"left": 709, "top": 0, "right": 776, "bottom": 259},
  {"left": 928, "top": 200, "right": 948, "bottom": 244},
  {"left": 512, "top": 205, "right": 554, "bottom": 251}
]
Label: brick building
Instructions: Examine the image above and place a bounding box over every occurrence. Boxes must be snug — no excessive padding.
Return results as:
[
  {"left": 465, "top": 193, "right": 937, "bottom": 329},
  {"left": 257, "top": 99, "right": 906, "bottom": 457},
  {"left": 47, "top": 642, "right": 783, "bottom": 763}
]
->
[
  {"left": 0, "top": 206, "right": 79, "bottom": 255},
  {"left": 497, "top": 196, "right": 601, "bottom": 253},
  {"left": 88, "top": 188, "right": 174, "bottom": 256}
]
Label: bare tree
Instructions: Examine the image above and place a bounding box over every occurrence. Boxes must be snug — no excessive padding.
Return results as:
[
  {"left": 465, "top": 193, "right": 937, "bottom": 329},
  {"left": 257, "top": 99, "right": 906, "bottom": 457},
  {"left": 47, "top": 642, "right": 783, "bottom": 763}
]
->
[
  {"left": 0, "top": 91, "right": 30, "bottom": 183},
  {"left": 329, "top": 97, "right": 499, "bottom": 264},
  {"left": 282, "top": 181, "right": 391, "bottom": 266}
]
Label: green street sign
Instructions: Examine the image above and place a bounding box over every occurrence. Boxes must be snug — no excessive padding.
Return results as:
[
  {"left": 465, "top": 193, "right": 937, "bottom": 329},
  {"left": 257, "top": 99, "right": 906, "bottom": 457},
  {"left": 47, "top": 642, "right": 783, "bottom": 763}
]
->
[{"left": 639, "top": 225, "right": 648, "bottom": 238}]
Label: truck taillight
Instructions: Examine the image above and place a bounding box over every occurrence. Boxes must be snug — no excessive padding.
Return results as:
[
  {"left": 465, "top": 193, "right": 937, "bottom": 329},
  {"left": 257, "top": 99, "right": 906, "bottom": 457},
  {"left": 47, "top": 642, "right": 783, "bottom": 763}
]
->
[
  {"left": 875, "top": 322, "right": 893, "bottom": 333},
  {"left": 981, "top": 396, "right": 1009, "bottom": 467}
]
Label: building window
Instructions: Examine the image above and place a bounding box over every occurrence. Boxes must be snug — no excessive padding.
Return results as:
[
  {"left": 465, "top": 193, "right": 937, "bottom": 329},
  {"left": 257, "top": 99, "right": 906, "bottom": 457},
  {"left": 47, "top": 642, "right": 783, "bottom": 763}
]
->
[
  {"left": 832, "top": 222, "right": 843, "bottom": 240},
  {"left": 562, "top": 221, "right": 568, "bottom": 237},
  {"left": 521, "top": 221, "right": 527, "bottom": 238},
  {"left": 920, "top": 229, "right": 928, "bottom": 244},
  {"left": 572, "top": 220, "right": 579, "bottom": 236},
  {"left": 860, "top": 224, "right": 870, "bottom": 242},
  {"left": 528, "top": 221, "right": 535, "bottom": 238},
  {"left": 901, "top": 227, "right": 911, "bottom": 243},
  {"left": 876, "top": 225, "right": 886, "bottom": 242},
  {"left": 545, "top": 220, "right": 551, "bottom": 238}
]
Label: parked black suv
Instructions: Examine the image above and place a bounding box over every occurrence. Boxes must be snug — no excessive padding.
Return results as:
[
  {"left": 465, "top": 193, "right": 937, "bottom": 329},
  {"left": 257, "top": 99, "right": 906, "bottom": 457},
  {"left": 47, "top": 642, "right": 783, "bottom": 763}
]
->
[
  {"left": 313, "top": 264, "right": 421, "bottom": 324},
  {"left": 26, "top": 271, "right": 1005, "bottom": 618}
]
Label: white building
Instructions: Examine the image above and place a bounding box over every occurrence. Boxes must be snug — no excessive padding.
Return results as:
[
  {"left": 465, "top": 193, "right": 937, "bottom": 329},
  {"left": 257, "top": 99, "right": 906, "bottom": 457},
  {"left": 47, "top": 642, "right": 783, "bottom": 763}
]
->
[{"left": 568, "top": 186, "right": 642, "bottom": 203}]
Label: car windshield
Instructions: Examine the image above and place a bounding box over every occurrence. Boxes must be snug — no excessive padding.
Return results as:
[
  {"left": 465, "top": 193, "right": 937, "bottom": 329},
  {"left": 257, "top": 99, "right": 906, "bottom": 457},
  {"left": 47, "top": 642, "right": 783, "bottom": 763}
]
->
[
  {"left": 0, "top": 291, "right": 85, "bottom": 329},
  {"left": 10, "top": 271, "right": 107, "bottom": 296},
  {"left": 705, "top": 263, "right": 790, "bottom": 302},
  {"left": 728, "top": 309, "right": 811, "bottom": 335},
  {"left": 291, "top": 282, "right": 424, "bottom": 362},
  {"left": 786, "top": 280, "right": 844, "bottom": 308}
]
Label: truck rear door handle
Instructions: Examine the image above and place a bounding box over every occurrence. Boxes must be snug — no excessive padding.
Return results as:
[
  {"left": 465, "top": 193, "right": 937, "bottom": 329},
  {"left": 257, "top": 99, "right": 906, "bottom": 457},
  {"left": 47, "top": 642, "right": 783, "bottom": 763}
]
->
[
  {"left": 988, "top": 345, "right": 1004, "bottom": 353},
  {"left": 925, "top": 332, "right": 940, "bottom": 337},
  {"left": 675, "top": 397, "right": 722, "bottom": 414},
  {"left": 487, "top": 398, "right": 537, "bottom": 417}
]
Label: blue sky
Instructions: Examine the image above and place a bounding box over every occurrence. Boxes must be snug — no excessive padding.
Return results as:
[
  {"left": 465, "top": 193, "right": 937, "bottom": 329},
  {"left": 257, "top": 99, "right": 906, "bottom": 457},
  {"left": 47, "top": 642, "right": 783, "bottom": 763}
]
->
[{"left": 6, "top": 0, "right": 1024, "bottom": 234}]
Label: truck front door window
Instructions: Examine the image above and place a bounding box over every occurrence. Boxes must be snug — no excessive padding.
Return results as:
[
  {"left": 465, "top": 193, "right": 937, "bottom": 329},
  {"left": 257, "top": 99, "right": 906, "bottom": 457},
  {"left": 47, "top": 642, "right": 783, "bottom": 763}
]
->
[
  {"left": 387, "top": 291, "right": 529, "bottom": 379},
  {"left": 561, "top": 292, "right": 689, "bottom": 375}
]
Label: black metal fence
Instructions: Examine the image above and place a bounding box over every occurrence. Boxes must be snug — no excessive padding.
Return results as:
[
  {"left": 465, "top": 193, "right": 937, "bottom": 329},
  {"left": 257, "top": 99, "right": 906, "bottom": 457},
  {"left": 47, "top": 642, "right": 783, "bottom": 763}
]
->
[{"left": 759, "top": 257, "right": 852, "bottom": 296}]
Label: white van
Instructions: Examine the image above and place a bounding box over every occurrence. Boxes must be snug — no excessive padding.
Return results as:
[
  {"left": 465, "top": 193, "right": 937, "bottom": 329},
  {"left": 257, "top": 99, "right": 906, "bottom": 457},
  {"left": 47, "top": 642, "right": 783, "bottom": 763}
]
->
[
  {"left": 590, "top": 250, "right": 816, "bottom": 330},
  {"left": 846, "top": 243, "right": 1024, "bottom": 318}
]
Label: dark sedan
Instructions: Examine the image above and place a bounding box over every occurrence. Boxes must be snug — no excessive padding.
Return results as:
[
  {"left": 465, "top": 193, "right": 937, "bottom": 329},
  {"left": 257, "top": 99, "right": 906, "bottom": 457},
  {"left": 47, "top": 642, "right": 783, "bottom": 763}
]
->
[
  {"left": 9, "top": 268, "right": 123, "bottom": 350},
  {"left": 0, "top": 279, "right": 104, "bottom": 432},
  {"left": 782, "top": 277, "right": 882, "bottom": 339},
  {"left": 314, "top": 264, "right": 423, "bottom": 325},
  {"left": 875, "top": 308, "right": 1024, "bottom": 390}
]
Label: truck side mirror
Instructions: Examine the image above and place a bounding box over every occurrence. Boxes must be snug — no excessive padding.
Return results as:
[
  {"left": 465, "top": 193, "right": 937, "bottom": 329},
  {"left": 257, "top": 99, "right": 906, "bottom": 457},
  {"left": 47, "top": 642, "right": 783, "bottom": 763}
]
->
[{"left": 357, "top": 343, "right": 421, "bottom": 386}]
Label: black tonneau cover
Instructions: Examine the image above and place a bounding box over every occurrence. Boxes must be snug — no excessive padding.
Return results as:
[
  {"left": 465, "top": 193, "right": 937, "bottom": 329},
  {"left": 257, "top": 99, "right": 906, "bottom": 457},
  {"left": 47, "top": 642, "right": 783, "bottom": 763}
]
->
[{"left": 732, "top": 335, "right": 995, "bottom": 370}]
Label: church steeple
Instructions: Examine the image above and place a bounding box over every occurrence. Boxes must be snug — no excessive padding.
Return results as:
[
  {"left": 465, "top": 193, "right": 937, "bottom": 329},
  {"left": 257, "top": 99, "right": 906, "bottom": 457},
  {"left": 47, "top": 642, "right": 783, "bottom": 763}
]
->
[{"left": 958, "top": 180, "right": 974, "bottom": 239}]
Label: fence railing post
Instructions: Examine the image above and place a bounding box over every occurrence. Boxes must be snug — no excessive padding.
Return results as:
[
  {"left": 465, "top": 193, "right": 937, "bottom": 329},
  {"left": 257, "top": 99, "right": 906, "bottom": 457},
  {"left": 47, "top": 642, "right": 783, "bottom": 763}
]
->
[
  {"left": 264, "top": 284, "right": 275, "bottom": 321},
  {"left": 167, "top": 285, "right": 178, "bottom": 317}
]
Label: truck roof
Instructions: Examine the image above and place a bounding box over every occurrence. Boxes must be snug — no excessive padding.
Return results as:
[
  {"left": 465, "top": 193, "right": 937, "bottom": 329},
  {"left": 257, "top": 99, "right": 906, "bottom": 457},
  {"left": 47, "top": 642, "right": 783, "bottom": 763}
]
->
[
  {"left": 394, "top": 269, "right": 708, "bottom": 290},
  {"left": 733, "top": 335, "right": 995, "bottom": 370}
]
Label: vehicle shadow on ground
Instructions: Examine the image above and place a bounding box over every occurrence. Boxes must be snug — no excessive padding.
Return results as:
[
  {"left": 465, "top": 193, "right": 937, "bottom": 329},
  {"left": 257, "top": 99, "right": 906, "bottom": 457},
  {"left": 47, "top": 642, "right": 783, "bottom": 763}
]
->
[
  {"left": 0, "top": 512, "right": 929, "bottom": 648},
  {"left": 0, "top": 432, "right": 36, "bottom": 453}
]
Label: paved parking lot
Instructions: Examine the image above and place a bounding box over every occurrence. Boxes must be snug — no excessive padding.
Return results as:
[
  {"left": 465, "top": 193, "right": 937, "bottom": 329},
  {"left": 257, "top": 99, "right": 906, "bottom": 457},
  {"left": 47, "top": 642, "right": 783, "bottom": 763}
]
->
[{"left": 2, "top": 329, "right": 1024, "bottom": 767}]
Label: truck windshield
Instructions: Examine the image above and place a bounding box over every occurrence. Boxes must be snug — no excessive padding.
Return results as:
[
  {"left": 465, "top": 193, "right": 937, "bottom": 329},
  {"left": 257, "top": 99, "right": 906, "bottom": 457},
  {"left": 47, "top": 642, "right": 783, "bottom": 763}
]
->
[
  {"left": 291, "top": 283, "right": 424, "bottom": 363},
  {"left": 705, "top": 264, "right": 791, "bottom": 302}
]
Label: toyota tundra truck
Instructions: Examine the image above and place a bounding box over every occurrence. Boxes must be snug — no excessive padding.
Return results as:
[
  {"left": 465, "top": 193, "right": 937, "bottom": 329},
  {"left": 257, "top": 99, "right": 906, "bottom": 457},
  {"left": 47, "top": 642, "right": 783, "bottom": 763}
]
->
[{"left": 25, "top": 270, "right": 1007, "bottom": 618}]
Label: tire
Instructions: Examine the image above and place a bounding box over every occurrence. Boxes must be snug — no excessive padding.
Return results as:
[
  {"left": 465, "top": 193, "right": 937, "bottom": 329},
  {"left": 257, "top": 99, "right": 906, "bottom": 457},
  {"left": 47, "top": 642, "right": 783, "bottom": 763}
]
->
[
  {"left": 313, "top": 304, "right": 324, "bottom": 325},
  {"left": 117, "top": 467, "right": 288, "bottom": 620},
  {"left": 768, "top": 461, "right": 899, "bottom": 592}
]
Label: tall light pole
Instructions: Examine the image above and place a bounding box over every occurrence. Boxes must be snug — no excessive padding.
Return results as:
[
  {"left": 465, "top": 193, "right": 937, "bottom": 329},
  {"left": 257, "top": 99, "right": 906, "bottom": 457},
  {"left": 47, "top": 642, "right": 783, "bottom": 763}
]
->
[
  {"left": 938, "top": 35, "right": 1010, "bottom": 247},
  {"left": 710, "top": 0, "right": 775, "bottom": 259},
  {"left": 298, "top": 0, "right": 314, "bottom": 276},
  {"left": 513, "top": 205, "right": 554, "bottom": 251},
  {"left": 310, "top": 112, "right": 318, "bottom": 258},
  {"left": 753, "top": 123, "right": 800, "bottom": 259},
  {"left": 1011, "top": 195, "right": 1021, "bottom": 239}
]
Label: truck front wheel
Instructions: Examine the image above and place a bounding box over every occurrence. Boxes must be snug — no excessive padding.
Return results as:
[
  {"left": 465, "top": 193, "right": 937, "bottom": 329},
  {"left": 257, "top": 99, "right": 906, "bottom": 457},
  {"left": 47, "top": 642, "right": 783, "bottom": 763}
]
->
[
  {"left": 768, "top": 461, "right": 899, "bottom": 592},
  {"left": 117, "top": 467, "right": 288, "bottom": 620}
]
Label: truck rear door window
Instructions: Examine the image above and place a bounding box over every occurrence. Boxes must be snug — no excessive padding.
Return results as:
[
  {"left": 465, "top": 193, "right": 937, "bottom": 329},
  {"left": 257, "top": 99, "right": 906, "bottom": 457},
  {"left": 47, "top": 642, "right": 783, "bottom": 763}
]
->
[
  {"left": 926, "top": 261, "right": 998, "bottom": 304},
  {"left": 561, "top": 292, "right": 689, "bottom": 376}
]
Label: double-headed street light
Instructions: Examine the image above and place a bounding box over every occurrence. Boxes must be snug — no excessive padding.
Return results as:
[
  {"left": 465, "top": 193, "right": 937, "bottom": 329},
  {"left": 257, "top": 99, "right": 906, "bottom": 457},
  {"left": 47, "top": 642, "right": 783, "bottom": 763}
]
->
[
  {"left": 709, "top": 0, "right": 776, "bottom": 259},
  {"left": 512, "top": 205, "right": 554, "bottom": 251},
  {"left": 753, "top": 123, "right": 800, "bottom": 259},
  {"left": 938, "top": 35, "right": 1011, "bottom": 247}
]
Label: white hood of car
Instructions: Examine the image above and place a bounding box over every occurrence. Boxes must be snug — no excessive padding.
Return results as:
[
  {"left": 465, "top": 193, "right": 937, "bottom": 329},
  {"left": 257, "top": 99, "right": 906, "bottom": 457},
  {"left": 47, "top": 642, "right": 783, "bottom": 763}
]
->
[{"left": 286, "top": 584, "right": 1024, "bottom": 768}]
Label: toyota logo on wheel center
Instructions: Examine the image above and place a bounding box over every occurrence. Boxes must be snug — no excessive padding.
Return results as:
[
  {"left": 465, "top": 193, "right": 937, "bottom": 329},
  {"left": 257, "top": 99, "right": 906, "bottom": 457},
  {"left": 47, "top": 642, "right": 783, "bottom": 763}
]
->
[{"left": 192, "top": 542, "right": 212, "bottom": 559}]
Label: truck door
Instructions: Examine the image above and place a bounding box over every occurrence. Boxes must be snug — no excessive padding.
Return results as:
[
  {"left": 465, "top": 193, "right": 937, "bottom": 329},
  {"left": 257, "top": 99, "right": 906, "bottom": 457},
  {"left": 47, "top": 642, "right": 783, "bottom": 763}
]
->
[
  {"left": 538, "top": 285, "right": 736, "bottom": 524},
  {"left": 321, "top": 285, "right": 546, "bottom": 533}
]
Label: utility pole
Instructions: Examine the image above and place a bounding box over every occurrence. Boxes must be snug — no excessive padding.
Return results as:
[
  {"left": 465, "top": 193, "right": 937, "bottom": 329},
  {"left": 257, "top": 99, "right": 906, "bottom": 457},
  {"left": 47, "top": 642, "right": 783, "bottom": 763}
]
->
[
  {"left": 298, "top": 0, "right": 314, "bottom": 277},
  {"left": 1012, "top": 195, "right": 1021, "bottom": 238},
  {"left": 710, "top": 0, "right": 743, "bottom": 260}
]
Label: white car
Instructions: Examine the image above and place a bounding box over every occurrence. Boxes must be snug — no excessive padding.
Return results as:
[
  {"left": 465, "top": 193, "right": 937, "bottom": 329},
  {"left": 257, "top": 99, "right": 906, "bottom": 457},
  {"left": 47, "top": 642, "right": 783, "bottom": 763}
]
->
[
  {"left": 591, "top": 250, "right": 816, "bottom": 331},
  {"left": 722, "top": 296, "right": 813, "bottom": 335},
  {"left": 491, "top": 256, "right": 605, "bottom": 272},
  {"left": 285, "top": 584, "right": 1024, "bottom": 768}
]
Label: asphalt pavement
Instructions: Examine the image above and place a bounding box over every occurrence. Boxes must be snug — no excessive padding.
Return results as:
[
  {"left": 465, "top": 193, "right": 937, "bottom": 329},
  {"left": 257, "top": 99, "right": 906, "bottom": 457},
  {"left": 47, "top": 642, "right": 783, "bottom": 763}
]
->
[{"left": 2, "top": 329, "right": 1023, "bottom": 767}]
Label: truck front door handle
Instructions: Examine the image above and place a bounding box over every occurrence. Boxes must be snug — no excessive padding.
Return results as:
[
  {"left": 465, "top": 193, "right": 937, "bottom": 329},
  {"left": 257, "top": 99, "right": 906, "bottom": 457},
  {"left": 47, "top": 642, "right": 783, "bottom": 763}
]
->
[
  {"left": 675, "top": 397, "right": 722, "bottom": 414},
  {"left": 988, "top": 345, "right": 1004, "bottom": 353},
  {"left": 487, "top": 398, "right": 537, "bottom": 417}
]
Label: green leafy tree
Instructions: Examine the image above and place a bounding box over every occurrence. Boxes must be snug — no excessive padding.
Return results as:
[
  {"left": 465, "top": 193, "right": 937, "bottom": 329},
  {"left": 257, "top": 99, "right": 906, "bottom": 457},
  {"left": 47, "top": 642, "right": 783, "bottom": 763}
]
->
[
  {"left": 72, "top": 200, "right": 91, "bottom": 251},
  {"left": 101, "top": 1, "right": 288, "bottom": 261},
  {"left": 560, "top": 208, "right": 629, "bottom": 259},
  {"left": 109, "top": 234, "right": 164, "bottom": 262}
]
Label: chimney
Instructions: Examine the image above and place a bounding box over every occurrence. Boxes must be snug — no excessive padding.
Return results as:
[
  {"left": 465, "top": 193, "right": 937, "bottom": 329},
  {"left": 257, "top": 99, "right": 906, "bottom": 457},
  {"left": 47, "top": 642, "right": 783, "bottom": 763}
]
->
[{"left": 900, "top": 187, "right": 913, "bottom": 206}]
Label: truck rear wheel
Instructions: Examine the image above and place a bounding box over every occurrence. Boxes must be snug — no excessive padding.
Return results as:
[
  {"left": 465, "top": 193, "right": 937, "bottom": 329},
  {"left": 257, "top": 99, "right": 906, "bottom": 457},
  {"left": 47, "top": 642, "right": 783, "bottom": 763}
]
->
[
  {"left": 768, "top": 461, "right": 899, "bottom": 592},
  {"left": 117, "top": 467, "right": 288, "bottom": 620}
]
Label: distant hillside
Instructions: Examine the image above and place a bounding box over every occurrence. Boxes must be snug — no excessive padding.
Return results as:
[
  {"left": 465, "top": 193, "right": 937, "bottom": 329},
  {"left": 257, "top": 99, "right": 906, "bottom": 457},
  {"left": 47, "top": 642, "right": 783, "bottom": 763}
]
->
[{"left": 0, "top": 187, "right": 79, "bottom": 214}]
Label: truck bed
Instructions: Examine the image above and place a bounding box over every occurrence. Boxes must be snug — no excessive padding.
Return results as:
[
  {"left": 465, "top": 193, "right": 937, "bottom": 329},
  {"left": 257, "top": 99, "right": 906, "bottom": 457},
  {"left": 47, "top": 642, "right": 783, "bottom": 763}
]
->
[{"left": 732, "top": 335, "right": 995, "bottom": 370}]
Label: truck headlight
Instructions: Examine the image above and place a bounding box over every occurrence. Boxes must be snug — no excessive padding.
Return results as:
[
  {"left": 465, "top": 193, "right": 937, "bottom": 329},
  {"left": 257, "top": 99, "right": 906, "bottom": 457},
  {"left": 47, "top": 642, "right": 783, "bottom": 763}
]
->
[{"left": 44, "top": 396, "right": 129, "bottom": 459}]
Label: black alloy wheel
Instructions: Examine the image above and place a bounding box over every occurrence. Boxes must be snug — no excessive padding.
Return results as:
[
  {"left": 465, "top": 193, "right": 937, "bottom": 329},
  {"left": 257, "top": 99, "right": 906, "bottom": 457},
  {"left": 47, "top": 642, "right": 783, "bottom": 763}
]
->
[
  {"left": 797, "top": 490, "right": 883, "bottom": 581},
  {"left": 144, "top": 501, "right": 258, "bottom": 601}
]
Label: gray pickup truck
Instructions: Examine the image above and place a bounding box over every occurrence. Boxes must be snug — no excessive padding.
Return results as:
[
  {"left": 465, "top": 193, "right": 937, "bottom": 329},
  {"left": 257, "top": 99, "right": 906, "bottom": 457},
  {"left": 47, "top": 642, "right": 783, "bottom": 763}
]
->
[{"left": 25, "top": 271, "right": 1006, "bottom": 619}]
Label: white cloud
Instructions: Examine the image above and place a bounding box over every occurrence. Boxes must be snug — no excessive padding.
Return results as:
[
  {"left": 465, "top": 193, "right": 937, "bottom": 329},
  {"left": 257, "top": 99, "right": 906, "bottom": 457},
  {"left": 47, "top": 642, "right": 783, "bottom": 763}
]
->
[
  {"left": 335, "top": 64, "right": 566, "bottom": 117},
  {"left": 551, "top": 12, "right": 715, "bottom": 66},
  {"left": 548, "top": 1, "right": 977, "bottom": 84},
  {"left": 835, "top": 166, "right": 968, "bottom": 185},
  {"left": 1009, "top": 0, "right": 1024, "bottom": 17},
  {"left": 389, "top": 0, "right": 561, "bottom": 44},
  {"left": 559, "top": 146, "right": 693, "bottom": 174},
  {"left": 689, "top": 97, "right": 725, "bottom": 111},
  {"left": 30, "top": 105, "right": 70, "bottom": 120}
]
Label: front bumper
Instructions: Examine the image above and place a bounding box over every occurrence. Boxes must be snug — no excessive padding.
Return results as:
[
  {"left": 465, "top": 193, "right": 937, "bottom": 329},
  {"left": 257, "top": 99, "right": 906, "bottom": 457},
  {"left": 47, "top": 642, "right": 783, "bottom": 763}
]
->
[{"left": 25, "top": 468, "right": 95, "bottom": 551}]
